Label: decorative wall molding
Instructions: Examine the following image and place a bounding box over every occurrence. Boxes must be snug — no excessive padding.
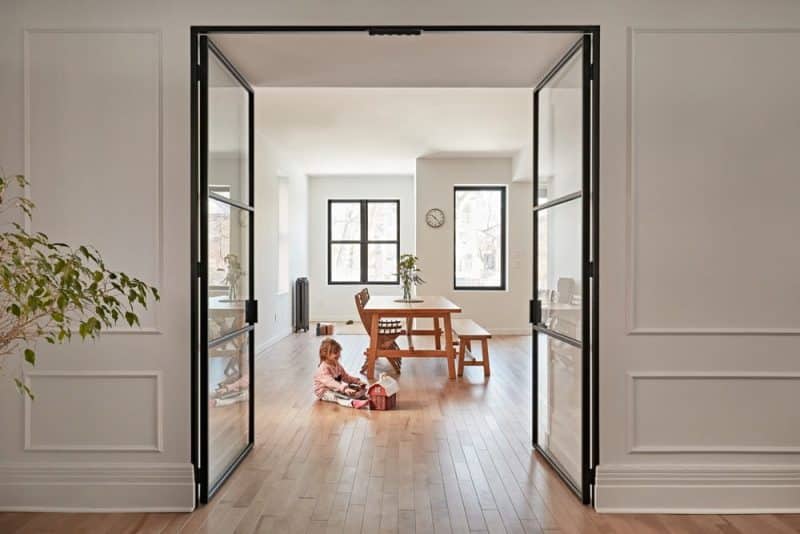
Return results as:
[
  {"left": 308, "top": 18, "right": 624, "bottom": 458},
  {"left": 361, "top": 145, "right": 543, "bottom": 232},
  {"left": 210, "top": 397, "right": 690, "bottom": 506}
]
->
[
  {"left": 625, "top": 27, "right": 800, "bottom": 336},
  {"left": 627, "top": 371, "right": 800, "bottom": 454},
  {"left": 24, "top": 370, "right": 163, "bottom": 452},
  {"left": 23, "top": 28, "right": 164, "bottom": 335},
  {"left": 0, "top": 461, "right": 194, "bottom": 512},
  {"left": 595, "top": 463, "right": 800, "bottom": 513}
]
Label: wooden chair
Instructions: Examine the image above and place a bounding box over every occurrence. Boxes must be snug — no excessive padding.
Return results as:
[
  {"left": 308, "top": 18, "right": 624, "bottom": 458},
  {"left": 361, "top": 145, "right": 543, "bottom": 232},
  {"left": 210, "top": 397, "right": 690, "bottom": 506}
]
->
[{"left": 354, "top": 288, "right": 403, "bottom": 374}]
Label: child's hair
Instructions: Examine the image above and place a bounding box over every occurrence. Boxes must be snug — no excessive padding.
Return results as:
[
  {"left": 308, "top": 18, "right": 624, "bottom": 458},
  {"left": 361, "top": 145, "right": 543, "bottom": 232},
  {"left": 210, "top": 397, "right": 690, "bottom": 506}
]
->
[{"left": 319, "top": 337, "right": 342, "bottom": 364}]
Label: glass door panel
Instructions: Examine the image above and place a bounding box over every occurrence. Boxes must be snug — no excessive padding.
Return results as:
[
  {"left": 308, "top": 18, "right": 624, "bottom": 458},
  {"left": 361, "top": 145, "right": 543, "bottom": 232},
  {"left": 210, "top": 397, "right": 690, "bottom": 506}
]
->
[
  {"left": 207, "top": 198, "right": 250, "bottom": 340},
  {"left": 207, "top": 51, "right": 250, "bottom": 206},
  {"left": 536, "top": 200, "right": 583, "bottom": 341},
  {"left": 536, "top": 49, "right": 584, "bottom": 199},
  {"left": 532, "top": 34, "right": 593, "bottom": 503},
  {"left": 536, "top": 333, "right": 582, "bottom": 484},
  {"left": 198, "top": 35, "right": 256, "bottom": 503},
  {"left": 208, "top": 331, "right": 250, "bottom": 486}
]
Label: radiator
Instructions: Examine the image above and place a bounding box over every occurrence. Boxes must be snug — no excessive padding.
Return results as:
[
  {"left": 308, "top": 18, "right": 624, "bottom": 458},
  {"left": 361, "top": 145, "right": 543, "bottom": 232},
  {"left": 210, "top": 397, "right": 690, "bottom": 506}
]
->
[{"left": 294, "top": 277, "right": 309, "bottom": 333}]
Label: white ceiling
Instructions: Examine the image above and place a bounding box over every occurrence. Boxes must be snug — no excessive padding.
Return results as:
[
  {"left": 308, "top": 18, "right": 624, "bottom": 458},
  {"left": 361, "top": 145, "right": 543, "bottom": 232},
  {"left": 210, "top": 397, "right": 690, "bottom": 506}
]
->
[
  {"left": 255, "top": 88, "right": 533, "bottom": 178},
  {"left": 211, "top": 31, "right": 579, "bottom": 87},
  {"left": 210, "top": 31, "right": 580, "bottom": 179}
]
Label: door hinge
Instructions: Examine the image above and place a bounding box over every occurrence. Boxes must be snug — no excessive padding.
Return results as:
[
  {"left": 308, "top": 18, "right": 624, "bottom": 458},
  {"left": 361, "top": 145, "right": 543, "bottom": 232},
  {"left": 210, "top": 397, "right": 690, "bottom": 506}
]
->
[
  {"left": 194, "top": 63, "right": 202, "bottom": 82},
  {"left": 588, "top": 261, "right": 595, "bottom": 278},
  {"left": 195, "top": 261, "right": 203, "bottom": 278},
  {"left": 588, "top": 62, "right": 595, "bottom": 81}
]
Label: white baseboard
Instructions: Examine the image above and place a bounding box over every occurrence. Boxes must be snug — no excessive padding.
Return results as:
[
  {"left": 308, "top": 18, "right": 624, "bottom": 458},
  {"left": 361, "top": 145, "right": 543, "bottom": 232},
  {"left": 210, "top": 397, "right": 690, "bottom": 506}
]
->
[
  {"left": 595, "top": 464, "right": 800, "bottom": 513},
  {"left": 255, "top": 328, "right": 293, "bottom": 357},
  {"left": 0, "top": 462, "right": 195, "bottom": 512},
  {"left": 310, "top": 316, "right": 358, "bottom": 323},
  {"left": 489, "top": 327, "right": 531, "bottom": 336}
]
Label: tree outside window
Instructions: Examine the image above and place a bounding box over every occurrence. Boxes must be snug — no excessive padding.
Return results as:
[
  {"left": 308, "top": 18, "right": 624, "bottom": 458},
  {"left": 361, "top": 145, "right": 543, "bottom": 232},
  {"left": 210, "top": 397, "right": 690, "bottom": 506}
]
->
[{"left": 454, "top": 186, "right": 506, "bottom": 290}]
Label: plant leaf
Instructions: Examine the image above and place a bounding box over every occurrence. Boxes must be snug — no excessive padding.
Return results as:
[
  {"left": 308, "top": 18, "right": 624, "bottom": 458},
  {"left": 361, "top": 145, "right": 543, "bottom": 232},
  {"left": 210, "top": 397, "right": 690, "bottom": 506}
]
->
[{"left": 14, "top": 378, "right": 34, "bottom": 399}]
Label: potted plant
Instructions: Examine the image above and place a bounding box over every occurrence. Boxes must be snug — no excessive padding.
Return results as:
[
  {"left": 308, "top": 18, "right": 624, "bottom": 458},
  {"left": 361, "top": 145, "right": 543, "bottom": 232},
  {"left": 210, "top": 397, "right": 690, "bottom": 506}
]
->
[
  {"left": 397, "top": 254, "right": 424, "bottom": 302},
  {"left": 0, "top": 173, "right": 160, "bottom": 397}
]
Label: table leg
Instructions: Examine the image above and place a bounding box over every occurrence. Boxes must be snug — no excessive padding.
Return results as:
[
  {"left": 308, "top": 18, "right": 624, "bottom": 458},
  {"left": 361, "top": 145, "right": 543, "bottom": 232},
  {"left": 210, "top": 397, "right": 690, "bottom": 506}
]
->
[
  {"left": 433, "top": 316, "right": 441, "bottom": 350},
  {"left": 406, "top": 316, "right": 414, "bottom": 349},
  {"left": 481, "top": 338, "right": 491, "bottom": 377},
  {"left": 443, "top": 313, "right": 455, "bottom": 379},
  {"left": 457, "top": 339, "right": 466, "bottom": 377},
  {"left": 367, "top": 313, "right": 379, "bottom": 380}
]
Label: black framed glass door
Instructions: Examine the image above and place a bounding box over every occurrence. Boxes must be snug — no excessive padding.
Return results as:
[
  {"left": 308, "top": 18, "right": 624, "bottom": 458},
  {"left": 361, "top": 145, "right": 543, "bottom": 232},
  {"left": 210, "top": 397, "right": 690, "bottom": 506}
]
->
[
  {"left": 195, "top": 36, "right": 256, "bottom": 503},
  {"left": 532, "top": 34, "right": 597, "bottom": 504}
]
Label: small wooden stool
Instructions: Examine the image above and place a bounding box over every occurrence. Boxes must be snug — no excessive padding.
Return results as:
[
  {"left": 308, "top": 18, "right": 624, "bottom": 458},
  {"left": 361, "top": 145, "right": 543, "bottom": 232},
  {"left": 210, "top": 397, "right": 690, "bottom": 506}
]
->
[{"left": 452, "top": 319, "right": 491, "bottom": 377}]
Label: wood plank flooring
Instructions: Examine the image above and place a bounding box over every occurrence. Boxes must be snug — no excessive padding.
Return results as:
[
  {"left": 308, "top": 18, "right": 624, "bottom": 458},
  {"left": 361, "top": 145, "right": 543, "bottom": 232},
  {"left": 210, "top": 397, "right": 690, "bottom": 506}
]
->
[{"left": 3, "top": 332, "right": 800, "bottom": 533}]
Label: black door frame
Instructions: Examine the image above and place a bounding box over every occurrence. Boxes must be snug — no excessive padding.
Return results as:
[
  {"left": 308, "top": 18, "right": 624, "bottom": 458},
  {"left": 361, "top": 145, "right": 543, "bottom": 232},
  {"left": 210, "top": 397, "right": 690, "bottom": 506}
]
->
[
  {"left": 190, "top": 24, "right": 599, "bottom": 505},
  {"left": 193, "top": 35, "right": 257, "bottom": 503},
  {"left": 531, "top": 34, "right": 599, "bottom": 504}
]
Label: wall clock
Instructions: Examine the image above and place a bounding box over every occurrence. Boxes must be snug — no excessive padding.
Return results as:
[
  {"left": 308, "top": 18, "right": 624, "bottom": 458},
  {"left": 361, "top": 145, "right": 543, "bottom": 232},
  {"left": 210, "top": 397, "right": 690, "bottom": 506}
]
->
[{"left": 425, "top": 208, "right": 445, "bottom": 228}]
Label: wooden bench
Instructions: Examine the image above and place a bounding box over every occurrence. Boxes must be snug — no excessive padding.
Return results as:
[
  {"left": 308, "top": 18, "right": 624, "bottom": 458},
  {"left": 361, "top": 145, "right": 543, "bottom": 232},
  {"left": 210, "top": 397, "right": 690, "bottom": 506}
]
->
[{"left": 452, "top": 319, "right": 491, "bottom": 377}]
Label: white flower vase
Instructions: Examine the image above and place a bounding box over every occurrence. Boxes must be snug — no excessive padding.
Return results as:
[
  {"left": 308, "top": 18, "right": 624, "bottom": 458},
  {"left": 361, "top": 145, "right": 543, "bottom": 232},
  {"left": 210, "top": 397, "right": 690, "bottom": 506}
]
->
[{"left": 402, "top": 281, "right": 412, "bottom": 302}]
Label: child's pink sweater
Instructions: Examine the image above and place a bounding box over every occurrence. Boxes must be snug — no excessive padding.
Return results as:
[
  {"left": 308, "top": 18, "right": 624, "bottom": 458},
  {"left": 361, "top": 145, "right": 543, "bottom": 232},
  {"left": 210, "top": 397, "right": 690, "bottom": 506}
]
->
[{"left": 313, "top": 361, "right": 360, "bottom": 398}]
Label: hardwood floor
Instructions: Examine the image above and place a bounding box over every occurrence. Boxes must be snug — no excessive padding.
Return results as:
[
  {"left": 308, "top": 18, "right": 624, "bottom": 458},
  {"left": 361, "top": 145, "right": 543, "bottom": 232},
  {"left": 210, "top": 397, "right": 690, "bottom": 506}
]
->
[{"left": 3, "top": 332, "right": 800, "bottom": 533}]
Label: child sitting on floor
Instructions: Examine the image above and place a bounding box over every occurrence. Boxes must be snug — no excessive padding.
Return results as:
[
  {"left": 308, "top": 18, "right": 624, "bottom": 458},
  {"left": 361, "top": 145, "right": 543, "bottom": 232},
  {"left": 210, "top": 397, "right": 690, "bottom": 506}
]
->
[{"left": 314, "top": 337, "right": 370, "bottom": 409}]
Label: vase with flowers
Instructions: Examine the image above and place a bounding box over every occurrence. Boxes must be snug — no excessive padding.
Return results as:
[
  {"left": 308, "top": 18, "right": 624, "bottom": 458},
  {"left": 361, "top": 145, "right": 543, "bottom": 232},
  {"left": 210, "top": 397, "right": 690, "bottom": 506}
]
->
[
  {"left": 220, "top": 253, "right": 244, "bottom": 300},
  {"left": 397, "top": 254, "right": 424, "bottom": 302}
]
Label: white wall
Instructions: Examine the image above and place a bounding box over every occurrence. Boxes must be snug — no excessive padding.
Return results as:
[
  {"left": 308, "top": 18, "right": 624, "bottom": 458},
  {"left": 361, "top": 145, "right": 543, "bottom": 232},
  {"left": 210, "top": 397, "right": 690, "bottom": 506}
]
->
[
  {"left": 595, "top": 28, "right": 800, "bottom": 512},
  {"left": 416, "top": 157, "right": 532, "bottom": 334},
  {"left": 1, "top": 0, "right": 799, "bottom": 514},
  {"left": 253, "top": 137, "right": 308, "bottom": 354},
  {"left": 0, "top": 27, "right": 194, "bottom": 510},
  {"left": 308, "top": 174, "right": 414, "bottom": 322}
]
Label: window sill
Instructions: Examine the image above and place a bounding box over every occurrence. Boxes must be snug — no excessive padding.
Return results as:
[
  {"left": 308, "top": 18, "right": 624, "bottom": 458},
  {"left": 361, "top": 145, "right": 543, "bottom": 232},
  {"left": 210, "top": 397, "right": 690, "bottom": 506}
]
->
[
  {"left": 327, "top": 282, "right": 400, "bottom": 286},
  {"left": 453, "top": 287, "right": 508, "bottom": 292}
]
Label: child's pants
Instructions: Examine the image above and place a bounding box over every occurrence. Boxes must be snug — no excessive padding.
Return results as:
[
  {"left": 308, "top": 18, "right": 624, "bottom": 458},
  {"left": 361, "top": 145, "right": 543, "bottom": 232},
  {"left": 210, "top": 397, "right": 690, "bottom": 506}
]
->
[{"left": 319, "top": 389, "right": 355, "bottom": 408}]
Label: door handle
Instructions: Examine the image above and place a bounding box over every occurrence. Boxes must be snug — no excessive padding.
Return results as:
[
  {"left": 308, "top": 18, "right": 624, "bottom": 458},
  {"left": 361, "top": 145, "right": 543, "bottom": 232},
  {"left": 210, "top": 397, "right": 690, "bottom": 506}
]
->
[
  {"left": 245, "top": 300, "right": 258, "bottom": 324},
  {"left": 529, "top": 299, "right": 542, "bottom": 324}
]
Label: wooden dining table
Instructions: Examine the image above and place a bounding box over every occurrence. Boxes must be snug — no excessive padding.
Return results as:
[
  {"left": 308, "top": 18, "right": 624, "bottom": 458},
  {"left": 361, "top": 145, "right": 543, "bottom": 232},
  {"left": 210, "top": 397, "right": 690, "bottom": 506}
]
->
[{"left": 362, "top": 295, "right": 462, "bottom": 380}]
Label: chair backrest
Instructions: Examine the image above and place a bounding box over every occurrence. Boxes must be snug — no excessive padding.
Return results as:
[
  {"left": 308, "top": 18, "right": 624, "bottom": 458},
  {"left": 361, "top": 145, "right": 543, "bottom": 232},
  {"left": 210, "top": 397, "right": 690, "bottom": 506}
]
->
[
  {"left": 354, "top": 288, "right": 372, "bottom": 334},
  {"left": 556, "top": 277, "right": 576, "bottom": 304}
]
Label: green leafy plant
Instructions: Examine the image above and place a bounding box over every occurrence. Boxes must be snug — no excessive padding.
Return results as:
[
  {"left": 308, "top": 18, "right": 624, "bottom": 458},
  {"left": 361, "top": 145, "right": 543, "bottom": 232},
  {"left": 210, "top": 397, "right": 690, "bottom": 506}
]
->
[
  {"left": 0, "top": 172, "right": 160, "bottom": 397},
  {"left": 397, "top": 254, "right": 424, "bottom": 301}
]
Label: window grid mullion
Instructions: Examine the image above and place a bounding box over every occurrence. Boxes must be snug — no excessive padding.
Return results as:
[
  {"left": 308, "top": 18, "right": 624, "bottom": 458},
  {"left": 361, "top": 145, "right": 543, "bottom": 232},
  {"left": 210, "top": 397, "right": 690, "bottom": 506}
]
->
[
  {"left": 360, "top": 200, "right": 368, "bottom": 283},
  {"left": 328, "top": 198, "right": 400, "bottom": 285}
]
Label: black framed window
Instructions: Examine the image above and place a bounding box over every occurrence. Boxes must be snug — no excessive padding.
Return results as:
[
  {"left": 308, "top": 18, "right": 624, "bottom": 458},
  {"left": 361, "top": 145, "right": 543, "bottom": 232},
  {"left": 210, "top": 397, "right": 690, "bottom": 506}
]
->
[
  {"left": 207, "top": 185, "right": 232, "bottom": 290},
  {"left": 328, "top": 199, "right": 400, "bottom": 285},
  {"left": 454, "top": 186, "right": 507, "bottom": 290}
]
